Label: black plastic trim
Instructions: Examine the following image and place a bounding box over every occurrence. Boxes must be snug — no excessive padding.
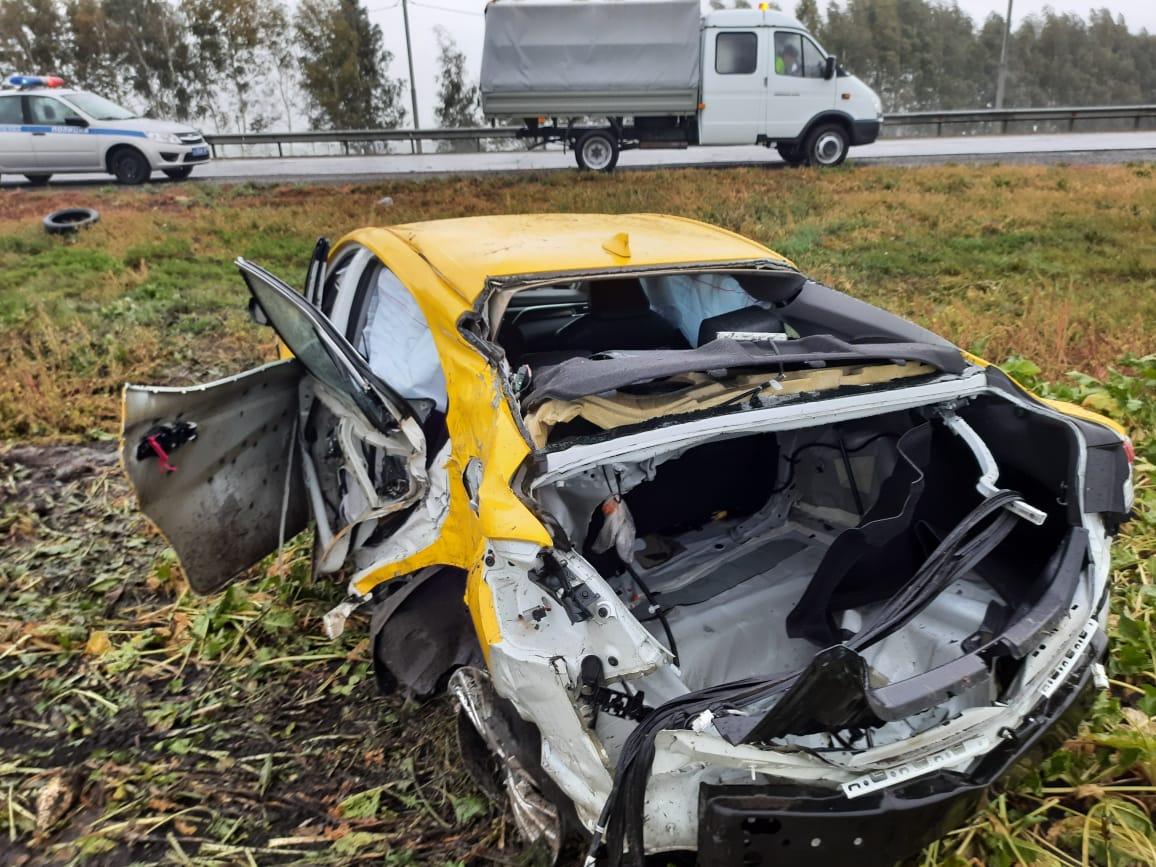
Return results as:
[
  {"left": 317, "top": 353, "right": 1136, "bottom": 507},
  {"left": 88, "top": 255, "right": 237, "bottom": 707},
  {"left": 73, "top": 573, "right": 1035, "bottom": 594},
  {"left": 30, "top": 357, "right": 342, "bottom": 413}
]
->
[
  {"left": 852, "top": 119, "right": 882, "bottom": 145},
  {"left": 698, "top": 644, "right": 1101, "bottom": 867}
]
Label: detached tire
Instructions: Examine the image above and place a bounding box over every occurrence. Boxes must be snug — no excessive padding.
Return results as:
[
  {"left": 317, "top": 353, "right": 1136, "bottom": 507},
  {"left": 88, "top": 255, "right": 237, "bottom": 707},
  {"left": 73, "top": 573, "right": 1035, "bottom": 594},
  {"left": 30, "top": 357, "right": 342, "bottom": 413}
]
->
[
  {"left": 43, "top": 207, "right": 100, "bottom": 235},
  {"left": 574, "top": 130, "right": 619, "bottom": 172},
  {"left": 24, "top": 174, "right": 52, "bottom": 186},
  {"left": 163, "top": 166, "right": 194, "bottom": 181},
  {"left": 110, "top": 148, "right": 150, "bottom": 185},
  {"left": 803, "top": 123, "right": 850, "bottom": 167}
]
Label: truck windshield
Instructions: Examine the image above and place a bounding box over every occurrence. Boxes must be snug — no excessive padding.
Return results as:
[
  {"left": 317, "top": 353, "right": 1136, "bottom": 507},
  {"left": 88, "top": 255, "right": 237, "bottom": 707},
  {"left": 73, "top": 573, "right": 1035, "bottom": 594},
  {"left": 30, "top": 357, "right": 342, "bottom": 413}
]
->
[{"left": 61, "top": 92, "right": 136, "bottom": 121}]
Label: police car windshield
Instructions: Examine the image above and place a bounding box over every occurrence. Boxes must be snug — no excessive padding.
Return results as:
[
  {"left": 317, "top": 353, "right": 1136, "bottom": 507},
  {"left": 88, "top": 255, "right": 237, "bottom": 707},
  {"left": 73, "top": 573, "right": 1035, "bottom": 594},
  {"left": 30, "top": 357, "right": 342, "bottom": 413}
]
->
[{"left": 60, "top": 92, "right": 136, "bottom": 121}]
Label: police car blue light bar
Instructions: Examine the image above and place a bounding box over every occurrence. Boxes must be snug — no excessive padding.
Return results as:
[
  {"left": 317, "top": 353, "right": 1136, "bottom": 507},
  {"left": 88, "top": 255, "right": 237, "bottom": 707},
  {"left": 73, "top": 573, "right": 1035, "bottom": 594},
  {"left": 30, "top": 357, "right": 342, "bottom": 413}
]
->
[{"left": 7, "top": 75, "right": 65, "bottom": 89}]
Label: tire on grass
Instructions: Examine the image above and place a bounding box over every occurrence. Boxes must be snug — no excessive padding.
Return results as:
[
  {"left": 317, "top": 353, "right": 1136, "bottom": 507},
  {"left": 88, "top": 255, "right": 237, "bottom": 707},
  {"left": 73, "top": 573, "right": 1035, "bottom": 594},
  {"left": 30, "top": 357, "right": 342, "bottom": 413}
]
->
[{"left": 43, "top": 207, "right": 100, "bottom": 235}]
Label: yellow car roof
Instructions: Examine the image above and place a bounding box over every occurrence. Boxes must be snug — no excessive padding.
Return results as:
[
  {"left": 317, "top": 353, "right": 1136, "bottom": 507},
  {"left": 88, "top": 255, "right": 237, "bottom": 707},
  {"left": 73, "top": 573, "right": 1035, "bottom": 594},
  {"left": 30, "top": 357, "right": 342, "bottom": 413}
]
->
[{"left": 371, "top": 213, "right": 793, "bottom": 301}]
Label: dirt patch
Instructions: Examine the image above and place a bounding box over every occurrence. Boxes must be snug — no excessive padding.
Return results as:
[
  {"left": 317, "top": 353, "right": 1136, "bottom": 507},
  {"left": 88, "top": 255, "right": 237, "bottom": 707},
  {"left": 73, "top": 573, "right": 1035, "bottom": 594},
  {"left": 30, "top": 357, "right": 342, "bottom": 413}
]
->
[
  {"left": 0, "top": 186, "right": 202, "bottom": 221},
  {"left": 2, "top": 441, "right": 119, "bottom": 487},
  {"left": 0, "top": 443, "right": 528, "bottom": 865}
]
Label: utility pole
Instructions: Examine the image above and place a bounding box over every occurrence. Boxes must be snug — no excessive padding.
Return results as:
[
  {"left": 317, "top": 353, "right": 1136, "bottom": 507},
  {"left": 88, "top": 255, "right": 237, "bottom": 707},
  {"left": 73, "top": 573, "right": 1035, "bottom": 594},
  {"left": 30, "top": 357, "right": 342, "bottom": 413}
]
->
[
  {"left": 401, "top": 0, "right": 422, "bottom": 154},
  {"left": 995, "top": 0, "right": 1013, "bottom": 108}
]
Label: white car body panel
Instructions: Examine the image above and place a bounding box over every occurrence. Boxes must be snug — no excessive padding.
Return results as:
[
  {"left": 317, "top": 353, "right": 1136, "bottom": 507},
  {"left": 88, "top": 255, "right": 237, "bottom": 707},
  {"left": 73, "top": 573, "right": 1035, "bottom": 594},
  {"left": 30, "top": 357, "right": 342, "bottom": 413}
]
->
[{"left": 479, "top": 379, "right": 1112, "bottom": 853}]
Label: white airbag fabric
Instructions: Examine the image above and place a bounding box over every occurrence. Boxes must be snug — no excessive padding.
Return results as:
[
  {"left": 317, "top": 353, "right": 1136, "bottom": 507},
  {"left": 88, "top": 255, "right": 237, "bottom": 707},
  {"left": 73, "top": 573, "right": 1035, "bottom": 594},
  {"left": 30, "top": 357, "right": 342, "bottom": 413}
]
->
[
  {"left": 642, "top": 273, "right": 755, "bottom": 346},
  {"left": 360, "top": 267, "right": 448, "bottom": 412}
]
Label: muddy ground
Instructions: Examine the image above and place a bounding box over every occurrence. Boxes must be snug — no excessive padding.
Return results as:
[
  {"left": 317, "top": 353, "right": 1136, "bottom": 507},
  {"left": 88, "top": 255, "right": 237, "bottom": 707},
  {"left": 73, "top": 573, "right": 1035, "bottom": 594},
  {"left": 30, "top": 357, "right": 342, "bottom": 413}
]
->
[{"left": 0, "top": 443, "right": 541, "bottom": 865}]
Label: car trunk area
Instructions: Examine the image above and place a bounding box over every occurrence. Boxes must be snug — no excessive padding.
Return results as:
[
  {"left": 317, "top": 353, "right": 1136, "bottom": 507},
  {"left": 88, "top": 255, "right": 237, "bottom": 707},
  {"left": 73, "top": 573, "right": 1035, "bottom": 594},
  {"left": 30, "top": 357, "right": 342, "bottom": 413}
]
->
[{"left": 535, "top": 393, "right": 1084, "bottom": 750}]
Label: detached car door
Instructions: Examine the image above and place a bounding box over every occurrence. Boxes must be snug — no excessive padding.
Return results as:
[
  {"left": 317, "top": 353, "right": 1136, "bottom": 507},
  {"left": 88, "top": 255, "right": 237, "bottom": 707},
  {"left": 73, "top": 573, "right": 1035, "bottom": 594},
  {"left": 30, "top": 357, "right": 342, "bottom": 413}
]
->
[{"left": 122, "top": 256, "right": 428, "bottom": 593}]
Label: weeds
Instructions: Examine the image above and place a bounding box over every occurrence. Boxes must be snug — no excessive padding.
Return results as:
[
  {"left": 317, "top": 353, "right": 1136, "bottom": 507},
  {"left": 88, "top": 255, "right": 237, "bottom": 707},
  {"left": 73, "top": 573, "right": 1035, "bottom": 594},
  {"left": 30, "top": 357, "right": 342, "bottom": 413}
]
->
[
  {"left": 0, "top": 164, "right": 1153, "bottom": 440},
  {"left": 0, "top": 165, "right": 1154, "bottom": 863}
]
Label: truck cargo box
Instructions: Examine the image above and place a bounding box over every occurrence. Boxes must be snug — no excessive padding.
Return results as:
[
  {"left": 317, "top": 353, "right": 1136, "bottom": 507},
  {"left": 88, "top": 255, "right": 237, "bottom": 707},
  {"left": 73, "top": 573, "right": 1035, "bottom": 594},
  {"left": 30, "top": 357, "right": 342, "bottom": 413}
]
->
[{"left": 481, "top": 0, "right": 702, "bottom": 118}]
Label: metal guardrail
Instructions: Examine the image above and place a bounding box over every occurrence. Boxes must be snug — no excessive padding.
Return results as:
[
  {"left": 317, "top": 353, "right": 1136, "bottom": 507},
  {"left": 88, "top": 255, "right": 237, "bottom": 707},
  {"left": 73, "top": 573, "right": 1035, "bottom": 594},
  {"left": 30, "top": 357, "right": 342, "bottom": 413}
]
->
[
  {"left": 206, "top": 126, "right": 519, "bottom": 157},
  {"left": 204, "top": 105, "right": 1156, "bottom": 158},
  {"left": 888, "top": 104, "right": 1156, "bottom": 136}
]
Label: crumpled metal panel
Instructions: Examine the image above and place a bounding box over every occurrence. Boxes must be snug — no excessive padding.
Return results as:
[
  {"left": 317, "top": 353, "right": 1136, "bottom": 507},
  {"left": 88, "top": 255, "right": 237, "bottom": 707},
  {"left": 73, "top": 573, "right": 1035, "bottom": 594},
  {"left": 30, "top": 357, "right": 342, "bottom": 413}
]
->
[
  {"left": 449, "top": 667, "right": 561, "bottom": 863},
  {"left": 121, "top": 360, "right": 307, "bottom": 594}
]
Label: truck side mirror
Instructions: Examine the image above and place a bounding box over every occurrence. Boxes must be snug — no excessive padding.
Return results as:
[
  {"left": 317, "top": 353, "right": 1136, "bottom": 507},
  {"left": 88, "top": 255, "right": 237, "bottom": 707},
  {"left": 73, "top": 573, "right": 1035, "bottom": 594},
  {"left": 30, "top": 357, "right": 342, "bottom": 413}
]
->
[{"left": 824, "top": 56, "right": 837, "bottom": 80}]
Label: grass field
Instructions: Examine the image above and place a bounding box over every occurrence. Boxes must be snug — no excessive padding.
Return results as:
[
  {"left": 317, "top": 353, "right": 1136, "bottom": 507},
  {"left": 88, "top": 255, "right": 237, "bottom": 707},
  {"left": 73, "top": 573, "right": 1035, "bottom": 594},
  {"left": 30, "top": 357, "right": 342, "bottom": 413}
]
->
[{"left": 1, "top": 163, "right": 1154, "bottom": 865}]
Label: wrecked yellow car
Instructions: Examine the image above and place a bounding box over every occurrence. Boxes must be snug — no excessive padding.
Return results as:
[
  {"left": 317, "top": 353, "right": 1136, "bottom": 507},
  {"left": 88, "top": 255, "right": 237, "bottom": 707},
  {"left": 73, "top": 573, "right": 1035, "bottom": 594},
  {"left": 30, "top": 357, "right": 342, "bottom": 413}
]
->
[{"left": 122, "top": 214, "right": 1133, "bottom": 866}]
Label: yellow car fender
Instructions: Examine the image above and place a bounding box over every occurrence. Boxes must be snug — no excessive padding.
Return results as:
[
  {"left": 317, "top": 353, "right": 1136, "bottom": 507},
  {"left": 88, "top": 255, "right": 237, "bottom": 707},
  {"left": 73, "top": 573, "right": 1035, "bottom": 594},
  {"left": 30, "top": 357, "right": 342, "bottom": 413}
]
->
[{"left": 336, "top": 229, "right": 551, "bottom": 654}]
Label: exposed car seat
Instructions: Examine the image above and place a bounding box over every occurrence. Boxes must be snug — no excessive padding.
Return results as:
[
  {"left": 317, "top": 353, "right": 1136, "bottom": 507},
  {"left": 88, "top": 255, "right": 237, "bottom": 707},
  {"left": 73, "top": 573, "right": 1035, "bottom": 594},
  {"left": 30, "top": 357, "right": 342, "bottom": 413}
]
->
[
  {"left": 697, "top": 305, "right": 787, "bottom": 346},
  {"left": 551, "top": 278, "right": 689, "bottom": 354}
]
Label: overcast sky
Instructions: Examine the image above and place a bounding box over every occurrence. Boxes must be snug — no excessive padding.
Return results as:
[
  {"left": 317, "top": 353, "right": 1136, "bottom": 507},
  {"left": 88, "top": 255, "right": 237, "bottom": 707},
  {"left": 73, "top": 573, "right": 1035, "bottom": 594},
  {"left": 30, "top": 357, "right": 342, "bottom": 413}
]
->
[{"left": 368, "top": 1, "right": 1155, "bottom": 126}]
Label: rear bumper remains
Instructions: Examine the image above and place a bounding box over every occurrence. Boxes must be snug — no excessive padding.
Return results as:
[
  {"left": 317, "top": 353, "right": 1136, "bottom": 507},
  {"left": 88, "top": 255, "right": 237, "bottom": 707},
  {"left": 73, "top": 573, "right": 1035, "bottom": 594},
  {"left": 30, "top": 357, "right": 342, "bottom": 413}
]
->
[{"left": 697, "top": 641, "right": 1102, "bottom": 867}]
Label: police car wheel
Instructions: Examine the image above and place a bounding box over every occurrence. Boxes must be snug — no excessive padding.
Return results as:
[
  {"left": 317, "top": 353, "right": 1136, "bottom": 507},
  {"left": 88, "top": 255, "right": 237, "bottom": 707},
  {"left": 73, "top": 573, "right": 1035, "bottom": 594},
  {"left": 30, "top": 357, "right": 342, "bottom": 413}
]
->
[
  {"left": 43, "top": 207, "right": 100, "bottom": 235},
  {"left": 24, "top": 174, "right": 52, "bottom": 186},
  {"left": 111, "top": 148, "right": 150, "bottom": 185},
  {"left": 163, "top": 167, "right": 194, "bottom": 181},
  {"left": 803, "top": 124, "right": 849, "bottom": 167}
]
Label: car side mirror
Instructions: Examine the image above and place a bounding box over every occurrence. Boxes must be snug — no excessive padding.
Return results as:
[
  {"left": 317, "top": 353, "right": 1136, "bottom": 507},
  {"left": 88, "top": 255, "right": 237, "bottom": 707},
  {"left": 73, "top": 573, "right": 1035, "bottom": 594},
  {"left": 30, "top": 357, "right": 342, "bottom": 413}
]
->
[
  {"left": 64, "top": 116, "right": 88, "bottom": 128},
  {"left": 824, "top": 56, "right": 837, "bottom": 80}
]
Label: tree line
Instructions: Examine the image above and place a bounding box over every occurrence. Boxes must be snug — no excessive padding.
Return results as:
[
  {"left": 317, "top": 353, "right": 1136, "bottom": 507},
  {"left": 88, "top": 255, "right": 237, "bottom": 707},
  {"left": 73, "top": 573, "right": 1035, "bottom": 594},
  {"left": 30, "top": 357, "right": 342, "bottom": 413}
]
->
[
  {"left": 793, "top": 0, "right": 1155, "bottom": 111},
  {"left": 2, "top": 0, "right": 1152, "bottom": 131},
  {"left": 0, "top": 0, "right": 482, "bottom": 133}
]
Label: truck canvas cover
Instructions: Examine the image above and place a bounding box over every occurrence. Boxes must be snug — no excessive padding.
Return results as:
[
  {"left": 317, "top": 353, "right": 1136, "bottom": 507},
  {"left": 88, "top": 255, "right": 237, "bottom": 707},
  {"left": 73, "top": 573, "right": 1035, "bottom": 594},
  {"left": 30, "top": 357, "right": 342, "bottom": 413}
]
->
[{"left": 480, "top": 0, "right": 702, "bottom": 117}]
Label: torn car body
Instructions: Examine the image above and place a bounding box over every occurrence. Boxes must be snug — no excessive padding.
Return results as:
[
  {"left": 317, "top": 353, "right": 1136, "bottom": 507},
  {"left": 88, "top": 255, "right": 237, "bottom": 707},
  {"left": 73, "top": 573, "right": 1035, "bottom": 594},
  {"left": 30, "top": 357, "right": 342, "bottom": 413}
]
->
[{"left": 121, "top": 214, "right": 1133, "bottom": 866}]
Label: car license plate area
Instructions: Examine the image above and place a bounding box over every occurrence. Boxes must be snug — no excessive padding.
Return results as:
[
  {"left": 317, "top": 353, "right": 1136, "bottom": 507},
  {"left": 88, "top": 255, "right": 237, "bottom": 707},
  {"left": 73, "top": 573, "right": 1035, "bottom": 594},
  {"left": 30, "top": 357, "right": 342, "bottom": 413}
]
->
[
  {"left": 697, "top": 781, "right": 981, "bottom": 867},
  {"left": 188, "top": 146, "right": 209, "bottom": 160}
]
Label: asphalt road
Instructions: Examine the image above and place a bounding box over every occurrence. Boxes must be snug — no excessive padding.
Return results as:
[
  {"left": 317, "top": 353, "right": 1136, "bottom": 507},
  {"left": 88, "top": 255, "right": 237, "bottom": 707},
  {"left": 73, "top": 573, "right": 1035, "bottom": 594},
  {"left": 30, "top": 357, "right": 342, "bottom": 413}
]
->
[{"left": 3, "top": 131, "right": 1154, "bottom": 187}]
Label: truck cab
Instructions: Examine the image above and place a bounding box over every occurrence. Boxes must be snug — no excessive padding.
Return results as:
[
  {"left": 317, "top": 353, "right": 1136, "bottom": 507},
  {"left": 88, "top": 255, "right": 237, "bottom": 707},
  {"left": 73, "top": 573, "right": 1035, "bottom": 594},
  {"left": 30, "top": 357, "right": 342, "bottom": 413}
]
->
[
  {"left": 700, "top": 10, "right": 882, "bottom": 164},
  {"left": 480, "top": 0, "right": 883, "bottom": 170}
]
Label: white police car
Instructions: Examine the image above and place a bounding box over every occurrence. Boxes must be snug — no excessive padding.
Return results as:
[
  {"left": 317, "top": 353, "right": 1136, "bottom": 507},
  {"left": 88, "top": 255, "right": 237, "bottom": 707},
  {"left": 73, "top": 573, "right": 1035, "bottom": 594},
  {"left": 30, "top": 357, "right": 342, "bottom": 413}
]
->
[{"left": 0, "top": 76, "right": 210, "bottom": 186}]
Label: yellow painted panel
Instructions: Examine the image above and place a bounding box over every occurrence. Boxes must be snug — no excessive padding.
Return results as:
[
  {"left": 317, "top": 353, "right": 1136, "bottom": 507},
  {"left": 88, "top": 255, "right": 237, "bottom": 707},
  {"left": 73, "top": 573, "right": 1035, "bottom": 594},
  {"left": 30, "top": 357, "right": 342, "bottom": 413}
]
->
[
  {"left": 962, "top": 351, "right": 1126, "bottom": 437},
  {"left": 330, "top": 216, "right": 791, "bottom": 646},
  {"left": 341, "top": 228, "right": 551, "bottom": 623},
  {"left": 384, "top": 213, "right": 792, "bottom": 302}
]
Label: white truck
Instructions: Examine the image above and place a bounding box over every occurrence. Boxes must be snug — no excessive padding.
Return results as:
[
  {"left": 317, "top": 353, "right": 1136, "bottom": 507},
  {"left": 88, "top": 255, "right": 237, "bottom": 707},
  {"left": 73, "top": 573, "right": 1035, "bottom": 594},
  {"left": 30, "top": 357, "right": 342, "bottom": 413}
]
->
[{"left": 481, "top": 0, "right": 884, "bottom": 170}]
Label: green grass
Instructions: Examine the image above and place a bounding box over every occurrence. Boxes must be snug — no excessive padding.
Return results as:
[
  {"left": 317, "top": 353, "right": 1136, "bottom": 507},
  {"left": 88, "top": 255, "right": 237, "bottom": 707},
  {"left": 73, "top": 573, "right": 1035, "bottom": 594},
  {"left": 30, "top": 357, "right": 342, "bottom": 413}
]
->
[
  {"left": 0, "top": 162, "right": 1153, "bottom": 439},
  {"left": 0, "top": 164, "right": 1153, "bottom": 864}
]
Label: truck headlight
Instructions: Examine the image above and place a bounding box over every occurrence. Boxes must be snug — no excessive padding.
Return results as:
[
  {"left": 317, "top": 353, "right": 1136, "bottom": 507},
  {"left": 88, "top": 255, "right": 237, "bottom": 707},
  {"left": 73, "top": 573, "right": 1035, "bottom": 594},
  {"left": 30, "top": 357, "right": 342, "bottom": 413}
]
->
[{"left": 147, "top": 132, "right": 183, "bottom": 145}]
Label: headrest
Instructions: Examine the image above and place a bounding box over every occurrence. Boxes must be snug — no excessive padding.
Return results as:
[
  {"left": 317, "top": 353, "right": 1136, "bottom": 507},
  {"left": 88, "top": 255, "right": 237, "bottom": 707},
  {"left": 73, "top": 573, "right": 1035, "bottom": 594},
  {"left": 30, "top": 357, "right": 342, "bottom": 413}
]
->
[
  {"left": 697, "top": 306, "right": 787, "bottom": 346},
  {"left": 588, "top": 278, "right": 650, "bottom": 317}
]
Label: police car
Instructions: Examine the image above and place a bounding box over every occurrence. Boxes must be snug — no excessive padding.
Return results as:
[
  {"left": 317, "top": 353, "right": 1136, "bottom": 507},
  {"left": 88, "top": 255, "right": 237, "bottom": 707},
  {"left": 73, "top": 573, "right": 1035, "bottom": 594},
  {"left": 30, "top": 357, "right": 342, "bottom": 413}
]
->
[{"left": 0, "top": 75, "right": 210, "bottom": 186}]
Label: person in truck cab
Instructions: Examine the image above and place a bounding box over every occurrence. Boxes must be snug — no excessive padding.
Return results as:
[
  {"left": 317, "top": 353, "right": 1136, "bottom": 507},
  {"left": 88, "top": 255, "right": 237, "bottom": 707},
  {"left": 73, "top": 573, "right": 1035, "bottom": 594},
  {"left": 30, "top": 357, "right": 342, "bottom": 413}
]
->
[{"left": 775, "top": 41, "right": 801, "bottom": 76}]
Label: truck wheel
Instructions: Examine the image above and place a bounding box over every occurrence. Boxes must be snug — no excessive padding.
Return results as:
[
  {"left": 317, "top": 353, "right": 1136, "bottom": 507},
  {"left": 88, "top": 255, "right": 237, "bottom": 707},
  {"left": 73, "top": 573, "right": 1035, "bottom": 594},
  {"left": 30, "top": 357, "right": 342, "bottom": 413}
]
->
[
  {"left": 575, "top": 130, "right": 619, "bottom": 172},
  {"left": 110, "top": 148, "right": 150, "bottom": 185},
  {"left": 776, "top": 144, "right": 806, "bottom": 166},
  {"left": 803, "top": 124, "right": 849, "bottom": 167}
]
